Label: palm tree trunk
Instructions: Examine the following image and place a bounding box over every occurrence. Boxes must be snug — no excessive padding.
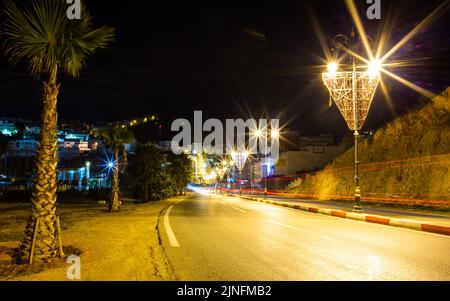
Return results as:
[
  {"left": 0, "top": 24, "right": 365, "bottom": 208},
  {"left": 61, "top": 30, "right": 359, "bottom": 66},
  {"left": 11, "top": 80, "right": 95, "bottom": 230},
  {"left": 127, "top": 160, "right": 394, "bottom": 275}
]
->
[
  {"left": 16, "top": 66, "right": 60, "bottom": 263},
  {"left": 120, "top": 148, "right": 128, "bottom": 173},
  {"left": 143, "top": 182, "right": 149, "bottom": 202},
  {"left": 109, "top": 148, "right": 120, "bottom": 212}
]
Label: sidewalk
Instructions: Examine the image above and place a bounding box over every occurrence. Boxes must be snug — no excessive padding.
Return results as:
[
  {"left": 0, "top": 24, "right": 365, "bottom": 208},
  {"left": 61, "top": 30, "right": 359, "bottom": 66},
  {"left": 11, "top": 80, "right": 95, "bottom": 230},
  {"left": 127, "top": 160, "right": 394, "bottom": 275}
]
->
[{"left": 229, "top": 193, "right": 450, "bottom": 236}]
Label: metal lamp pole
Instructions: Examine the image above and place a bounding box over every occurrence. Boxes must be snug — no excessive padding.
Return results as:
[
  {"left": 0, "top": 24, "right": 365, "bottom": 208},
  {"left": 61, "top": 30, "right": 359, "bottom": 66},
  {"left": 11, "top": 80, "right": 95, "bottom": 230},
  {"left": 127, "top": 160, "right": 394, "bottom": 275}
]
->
[
  {"left": 264, "top": 153, "right": 268, "bottom": 198},
  {"left": 262, "top": 131, "right": 268, "bottom": 199},
  {"left": 239, "top": 170, "right": 243, "bottom": 194},
  {"left": 351, "top": 32, "right": 362, "bottom": 212}
]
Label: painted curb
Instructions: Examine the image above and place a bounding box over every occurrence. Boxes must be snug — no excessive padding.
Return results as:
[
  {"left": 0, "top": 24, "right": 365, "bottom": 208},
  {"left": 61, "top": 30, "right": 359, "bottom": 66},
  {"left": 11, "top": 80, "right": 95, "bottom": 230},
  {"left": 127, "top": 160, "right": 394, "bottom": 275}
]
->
[{"left": 232, "top": 195, "right": 450, "bottom": 237}]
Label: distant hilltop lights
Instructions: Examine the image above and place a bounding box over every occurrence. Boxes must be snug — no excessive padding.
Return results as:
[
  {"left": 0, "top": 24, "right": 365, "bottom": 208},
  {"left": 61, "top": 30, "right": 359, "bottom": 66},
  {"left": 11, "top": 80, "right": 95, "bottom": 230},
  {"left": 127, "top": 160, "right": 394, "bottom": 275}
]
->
[{"left": 119, "top": 115, "right": 160, "bottom": 129}]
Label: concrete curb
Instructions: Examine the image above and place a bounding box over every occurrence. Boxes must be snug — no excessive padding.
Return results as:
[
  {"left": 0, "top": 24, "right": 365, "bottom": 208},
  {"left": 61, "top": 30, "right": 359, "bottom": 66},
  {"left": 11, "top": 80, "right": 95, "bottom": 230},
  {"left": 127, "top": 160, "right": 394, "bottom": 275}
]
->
[{"left": 232, "top": 195, "right": 450, "bottom": 236}]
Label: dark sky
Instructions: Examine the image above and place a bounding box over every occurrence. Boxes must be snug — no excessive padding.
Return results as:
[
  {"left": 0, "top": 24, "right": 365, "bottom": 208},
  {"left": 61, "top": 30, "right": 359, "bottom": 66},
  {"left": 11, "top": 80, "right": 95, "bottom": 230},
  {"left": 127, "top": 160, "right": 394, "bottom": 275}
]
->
[{"left": 1, "top": 0, "right": 449, "bottom": 140}]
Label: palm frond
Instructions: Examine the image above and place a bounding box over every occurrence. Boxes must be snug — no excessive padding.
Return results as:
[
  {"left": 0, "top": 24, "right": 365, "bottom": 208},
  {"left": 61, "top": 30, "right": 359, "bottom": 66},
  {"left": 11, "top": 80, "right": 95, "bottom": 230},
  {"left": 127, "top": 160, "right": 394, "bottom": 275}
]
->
[
  {"left": 1, "top": 0, "right": 114, "bottom": 78},
  {"left": 96, "top": 125, "right": 135, "bottom": 150}
]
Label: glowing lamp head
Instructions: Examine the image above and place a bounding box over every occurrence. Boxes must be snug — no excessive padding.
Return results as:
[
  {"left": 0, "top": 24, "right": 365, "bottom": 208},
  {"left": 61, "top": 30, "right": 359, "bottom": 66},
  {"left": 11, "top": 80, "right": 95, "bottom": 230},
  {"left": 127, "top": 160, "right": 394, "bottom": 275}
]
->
[
  {"left": 271, "top": 129, "right": 279, "bottom": 139},
  {"left": 254, "top": 129, "right": 262, "bottom": 138},
  {"left": 107, "top": 162, "right": 114, "bottom": 168},
  {"left": 327, "top": 62, "right": 338, "bottom": 74},
  {"left": 368, "top": 60, "right": 381, "bottom": 76}
]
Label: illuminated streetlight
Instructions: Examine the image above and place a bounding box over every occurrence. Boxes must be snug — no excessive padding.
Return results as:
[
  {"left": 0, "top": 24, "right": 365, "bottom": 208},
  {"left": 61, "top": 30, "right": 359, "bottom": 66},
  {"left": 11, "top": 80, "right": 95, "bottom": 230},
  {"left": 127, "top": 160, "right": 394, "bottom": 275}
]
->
[
  {"left": 231, "top": 150, "right": 249, "bottom": 194},
  {"left": 368, "top": 59, "right": 381, "bottom": 76},
  {"left": 251, "top": 129, "right": 263, "bottom": 192},
  {"left": 219, "top": 156, "right": 234, "bottom": 194},
  {"left": 327, "top": 62, "right": 339, "bottom": 74},
  {"left": 85, "top": 161, "right": 91, "bottom": 190},
  {"left": 271, "top": 129, "right": 279, "bottom": 139},
  {"left": 322, "top": 30, "right": 380, "bottom": 212}
]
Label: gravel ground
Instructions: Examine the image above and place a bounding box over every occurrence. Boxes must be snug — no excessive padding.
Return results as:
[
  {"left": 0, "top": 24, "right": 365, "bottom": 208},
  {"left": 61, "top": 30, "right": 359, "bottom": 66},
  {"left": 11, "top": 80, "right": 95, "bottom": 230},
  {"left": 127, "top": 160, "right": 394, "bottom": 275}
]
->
[{"left": 0, "top": 197, "right": 184, "bottom": 281}]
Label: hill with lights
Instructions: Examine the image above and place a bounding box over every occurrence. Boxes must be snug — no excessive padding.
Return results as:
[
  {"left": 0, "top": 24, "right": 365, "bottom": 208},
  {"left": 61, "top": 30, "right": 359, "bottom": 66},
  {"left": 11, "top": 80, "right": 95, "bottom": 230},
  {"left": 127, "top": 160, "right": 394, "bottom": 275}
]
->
[{"left": 288, "top": 88, "right": 450, "bottom": 210}]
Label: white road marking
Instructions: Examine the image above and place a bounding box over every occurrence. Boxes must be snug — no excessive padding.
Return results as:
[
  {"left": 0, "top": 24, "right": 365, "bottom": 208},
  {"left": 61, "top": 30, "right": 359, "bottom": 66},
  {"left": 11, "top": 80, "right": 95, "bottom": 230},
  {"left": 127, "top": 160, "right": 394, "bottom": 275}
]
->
[
  {"left": 268, "top": 220, "right": 336, "bottom": 241},
  {"left": 164, "top": 204, "right": 180, "bottom": 247},
  {"left": 232, "top": 206, "right": 246, "bottom": 213}
]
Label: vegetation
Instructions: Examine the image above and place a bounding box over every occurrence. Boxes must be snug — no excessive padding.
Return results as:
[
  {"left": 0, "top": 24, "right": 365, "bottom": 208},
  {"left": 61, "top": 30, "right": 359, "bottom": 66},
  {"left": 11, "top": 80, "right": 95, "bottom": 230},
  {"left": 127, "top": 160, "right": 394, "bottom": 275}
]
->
[
  {"left": 131, "top": 144, "right": 193, "bottom": 202},
  {"left": 288, "top": 88, "right": 450, "bottom": 210},
  {"left": 96, "top": 125, "right": 134, "bottom": 212},
  {"left": 167, "top": 153, "right": 193, "bottom": 196},
  {"left": 1, "top": 0, "right": 114, "bottom": 262}
]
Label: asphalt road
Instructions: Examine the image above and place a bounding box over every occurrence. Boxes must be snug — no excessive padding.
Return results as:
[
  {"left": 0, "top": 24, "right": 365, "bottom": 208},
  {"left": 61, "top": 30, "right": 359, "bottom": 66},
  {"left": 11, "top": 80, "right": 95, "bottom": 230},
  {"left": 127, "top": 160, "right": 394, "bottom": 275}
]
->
[{"left": 159, "top": 192, "right": 450, "bottom": 280}]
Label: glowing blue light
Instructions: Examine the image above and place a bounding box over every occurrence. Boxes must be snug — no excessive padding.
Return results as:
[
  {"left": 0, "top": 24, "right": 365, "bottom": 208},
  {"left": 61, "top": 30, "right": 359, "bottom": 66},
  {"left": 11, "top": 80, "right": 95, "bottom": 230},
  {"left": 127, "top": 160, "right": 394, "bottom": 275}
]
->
[{"left": 100, "top": 154, "right": 117, "bottom": 175}]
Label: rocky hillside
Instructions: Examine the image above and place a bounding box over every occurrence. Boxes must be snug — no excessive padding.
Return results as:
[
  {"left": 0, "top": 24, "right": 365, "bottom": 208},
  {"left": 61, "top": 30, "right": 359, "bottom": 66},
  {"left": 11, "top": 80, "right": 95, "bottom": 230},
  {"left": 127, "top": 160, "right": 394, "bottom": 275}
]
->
[{"left": 288, "top": 88, "right": 450, "bottom": 209}]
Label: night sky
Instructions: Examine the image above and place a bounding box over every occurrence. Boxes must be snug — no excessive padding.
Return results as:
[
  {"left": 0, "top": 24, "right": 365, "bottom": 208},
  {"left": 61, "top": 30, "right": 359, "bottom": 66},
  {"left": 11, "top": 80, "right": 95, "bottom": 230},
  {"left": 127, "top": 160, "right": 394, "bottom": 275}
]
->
[{"left": 1, "top": 0, "right": 449, "bottom": 141}]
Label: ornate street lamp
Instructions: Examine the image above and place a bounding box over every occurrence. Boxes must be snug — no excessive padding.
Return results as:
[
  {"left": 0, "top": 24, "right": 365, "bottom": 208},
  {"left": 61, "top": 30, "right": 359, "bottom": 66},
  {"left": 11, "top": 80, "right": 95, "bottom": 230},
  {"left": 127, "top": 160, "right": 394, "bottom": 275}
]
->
[
  {"left": 231, "top": 150, "right": 249, "bottom": 194},
  {"left": 322, "top": 30, "right": 380, "bottom": 212},
  {"left": 251, "top": 126, "right": 279, "bottom": 198}
]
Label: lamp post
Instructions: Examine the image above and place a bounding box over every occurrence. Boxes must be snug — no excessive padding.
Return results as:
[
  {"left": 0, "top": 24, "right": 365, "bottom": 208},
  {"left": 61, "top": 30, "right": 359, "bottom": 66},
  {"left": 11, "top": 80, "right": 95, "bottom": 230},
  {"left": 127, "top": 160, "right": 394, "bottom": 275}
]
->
[
  {"left": 85, "top": 161, "right": 91, "bottom": 190},
  {"left": 322, "top": 30, "right": 380, "bottom": 212},
  {"left": 227, "top": 159, "right": 232, "bottom": 194},
  {"left": 266, "top": 128, "right": 279, "bottom": 198},
  {"left": 251, "top": 129, "right": 263, "bottom": 196},
  {"left": 254, "top": 126, "right": 279, "bottom": 198},
  {"left": 231, "top": 150, "right": 249, "bottom": 195},
  {"left": 220, "top": 157, "right": 232, "bottom": 194}
]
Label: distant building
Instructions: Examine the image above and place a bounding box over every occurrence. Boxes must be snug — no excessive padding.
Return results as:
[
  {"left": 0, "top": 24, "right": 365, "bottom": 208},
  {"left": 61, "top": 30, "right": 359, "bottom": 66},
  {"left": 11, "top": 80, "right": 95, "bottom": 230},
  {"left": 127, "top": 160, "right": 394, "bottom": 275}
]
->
[
  {"left": 23, "top": 125, "right": 41, "bottom": 139},
  {"left": 158, "top": 140, "right": 172, "bottom": 151},
  {"left": 7, "top": 139, "right": 38, "bottom": 156},
  {"left": 58, "top": 140, "right": 90, "bottom": 157},
  {"left": 301, "top": 134, "right": 334, "bottom": 146},
  {"left": 124, "top": 141, "right": 137, "bottom": 154},
  {"left": 58, "top": 140, "right": 89, "bottom": 151},
  {"left": 274, "top": 145, "right": 347, "bottom": 176},
  {"left": 88, "top": 138, "right": 103, "bottom": 152},
  {"left": 0, "top": 120, "right": 18, "bottom": 136},
  {"left": 63, "top": 131, "right": 89, "bottom": 141},
  {"left": 4, "top": 139, "right": 37, "bottom": 178}
]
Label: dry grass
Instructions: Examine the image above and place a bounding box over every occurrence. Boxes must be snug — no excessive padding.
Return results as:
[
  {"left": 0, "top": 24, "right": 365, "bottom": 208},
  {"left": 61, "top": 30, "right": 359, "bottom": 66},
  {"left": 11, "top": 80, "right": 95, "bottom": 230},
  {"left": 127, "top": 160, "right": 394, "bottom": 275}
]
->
[{"left": 0, "top": 197, "right": 184, "bottom": 281}]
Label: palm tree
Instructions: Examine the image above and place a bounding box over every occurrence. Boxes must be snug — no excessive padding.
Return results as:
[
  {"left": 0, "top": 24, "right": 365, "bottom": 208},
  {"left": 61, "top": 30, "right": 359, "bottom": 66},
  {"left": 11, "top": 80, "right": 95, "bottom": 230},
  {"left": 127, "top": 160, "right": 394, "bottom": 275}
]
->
[
  {"left": 96, "top": 125, "right": 134, "bottom": 212},
  {"left": 168, "top": 154, "right": 193, "bottom": 195},
  {"left": 1, "top": 0, "right": 114, "bottom": 262},
  {"left": 134, "top": 144, "right": 165, "bottom": 202}
]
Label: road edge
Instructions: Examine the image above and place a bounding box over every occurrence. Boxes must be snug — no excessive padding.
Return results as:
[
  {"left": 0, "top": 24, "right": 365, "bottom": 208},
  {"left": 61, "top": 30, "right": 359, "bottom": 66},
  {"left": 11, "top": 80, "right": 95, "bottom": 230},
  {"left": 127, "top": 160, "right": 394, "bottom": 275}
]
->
[
  {"left": 231, "top": 195, "right": 450, "bottom": 236},
  {"left": 156, "top": 195, "right": 191, "bottom": 280}
]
